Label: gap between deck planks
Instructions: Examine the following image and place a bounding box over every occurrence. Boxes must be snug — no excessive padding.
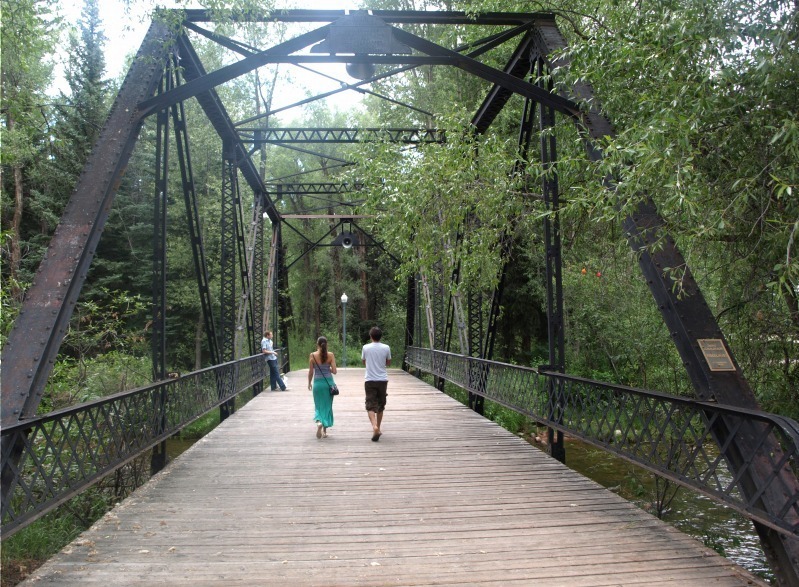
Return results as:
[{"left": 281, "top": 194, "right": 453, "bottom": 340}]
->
[{"left": 22, "top": 368, "right": 767, "bottom": 586}]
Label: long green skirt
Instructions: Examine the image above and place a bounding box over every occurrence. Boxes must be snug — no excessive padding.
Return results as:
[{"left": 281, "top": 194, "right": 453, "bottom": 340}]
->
[{"left": 312, "top": 378, "right": 335, "bottom": 428}]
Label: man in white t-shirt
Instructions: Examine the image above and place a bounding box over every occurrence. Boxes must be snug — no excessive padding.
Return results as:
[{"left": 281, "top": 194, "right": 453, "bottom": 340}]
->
[{"left": 361, "top": 326, "right": 391, "bottom": 441}]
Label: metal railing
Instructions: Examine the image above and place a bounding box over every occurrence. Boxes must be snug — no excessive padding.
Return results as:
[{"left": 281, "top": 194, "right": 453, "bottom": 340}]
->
[
  {"left": 1, "top": 354, "right": 267, "bottom": 538},
  {"left": 406, "top": 346, "right": 799, "bottom": 538}
]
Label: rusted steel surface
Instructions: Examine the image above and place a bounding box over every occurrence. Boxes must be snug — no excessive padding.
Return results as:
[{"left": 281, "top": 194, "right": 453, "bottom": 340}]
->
[
  {"left": 0, "top": 21, "right": 174, "bottom": 428},
  {"left": 532, "top": 19, "right": 799, "bottom": 582}
]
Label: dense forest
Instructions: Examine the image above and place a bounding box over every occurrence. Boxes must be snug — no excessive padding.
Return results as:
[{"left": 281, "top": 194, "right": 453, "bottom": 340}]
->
[{"left": 1, "top": 0, "right": 797, "bottom": 581}]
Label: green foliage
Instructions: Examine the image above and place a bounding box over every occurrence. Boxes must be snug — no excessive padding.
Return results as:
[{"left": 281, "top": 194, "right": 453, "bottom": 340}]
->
[
  {"left": 1, "top": 502, "right": 93, "bottom": 571},
  {"left": 177, "top": 410, "right": 221, "bottom": 440},
  {"left": 562, "top": 235, "right": 692, "bottom": 392},
  {"left": 353, "top": 110, "right": 526, "bottom": 295},
  {"left": 42, "top": 290, "right": 150, "bottom": 412}
]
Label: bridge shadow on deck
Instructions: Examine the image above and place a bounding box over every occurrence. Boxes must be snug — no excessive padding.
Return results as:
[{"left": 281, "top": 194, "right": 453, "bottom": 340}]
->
[{"left": 23, "top": 369, "right": 765, "bottom": 586}]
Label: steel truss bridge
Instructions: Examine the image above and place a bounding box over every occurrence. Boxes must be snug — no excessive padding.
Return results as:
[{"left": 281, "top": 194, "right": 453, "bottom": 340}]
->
[{"left": 2, "top": 9, "right": 798, "bottom": 584}]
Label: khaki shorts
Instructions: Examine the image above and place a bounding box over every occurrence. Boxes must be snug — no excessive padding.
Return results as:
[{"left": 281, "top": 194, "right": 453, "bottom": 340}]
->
[{"left": 364, "top": 380, "right": 388, "bottom": 413}]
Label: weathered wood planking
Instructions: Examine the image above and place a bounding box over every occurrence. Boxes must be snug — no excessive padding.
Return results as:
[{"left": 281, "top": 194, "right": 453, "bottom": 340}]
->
[{"left": 23, "top": 369, "right": 766, "bottom": 586}]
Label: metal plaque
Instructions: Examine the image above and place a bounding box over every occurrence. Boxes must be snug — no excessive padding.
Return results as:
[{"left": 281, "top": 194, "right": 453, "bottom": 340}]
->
[{"left": 697, "top": 339, "right": 736, "bottom": 371}]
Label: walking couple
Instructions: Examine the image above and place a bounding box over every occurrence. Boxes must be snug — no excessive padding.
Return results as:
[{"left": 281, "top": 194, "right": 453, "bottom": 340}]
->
[{"left": 307, "top": 327, "right": 392, "bottom": 441}]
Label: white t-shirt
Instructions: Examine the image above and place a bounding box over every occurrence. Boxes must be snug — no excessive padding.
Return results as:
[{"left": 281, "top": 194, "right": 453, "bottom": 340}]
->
[{"left": 362, "top": 342, "right": 391, "bottom": 381}]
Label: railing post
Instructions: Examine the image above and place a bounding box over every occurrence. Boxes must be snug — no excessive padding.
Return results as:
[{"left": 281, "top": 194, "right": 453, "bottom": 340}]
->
[{"left": 150, "top": 383, "right": 168, "bottom": 475}]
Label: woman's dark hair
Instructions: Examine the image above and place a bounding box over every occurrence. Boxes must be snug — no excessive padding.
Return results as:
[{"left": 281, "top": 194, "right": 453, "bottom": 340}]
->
[{"left": 317, "top": 336, "right": 328, "bottom": 363}]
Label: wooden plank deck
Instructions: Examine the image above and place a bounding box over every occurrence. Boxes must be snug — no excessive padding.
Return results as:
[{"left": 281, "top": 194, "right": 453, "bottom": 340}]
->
[{"left": 23, "top": 368, "right": 766, "bottom": 586}]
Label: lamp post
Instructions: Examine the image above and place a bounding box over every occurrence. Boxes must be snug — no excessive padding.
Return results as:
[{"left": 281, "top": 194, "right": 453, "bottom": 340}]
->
[{"left": 341, "top": 293, "right": 348, "bottom": 368}]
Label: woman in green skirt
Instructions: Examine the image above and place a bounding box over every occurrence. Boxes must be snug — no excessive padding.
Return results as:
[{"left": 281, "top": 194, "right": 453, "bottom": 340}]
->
[{"left": 307, "top": 336, "right": 338, "bottom": 438}]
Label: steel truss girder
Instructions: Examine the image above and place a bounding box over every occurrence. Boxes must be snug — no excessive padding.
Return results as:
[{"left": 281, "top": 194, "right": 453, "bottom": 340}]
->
[
  {"left": 219, "top": 150, "right": 239, "bottom": 365},
  {"left": 175, "top": 35, "right": 281, "bottom": 225},
  {"left": 252, "top": 208, "right": 265, "bottom": 358},
  {"left": 276, "top": 226, "right": 291, "bottom": 369},
  {"left": 538, "top": 58, "right": 566, "bottom": 463},
  {"left": 169, "top": 65, "right": 221, "bottom": 367},
  {"left": 471, "top": 31, "right": 539, "bottom": 366},
  {"left": 150, "top": 75, "right": 170, "bottom": 476},
  {"left": 182, "top": 9, "right": 554, "bottom": 25},
  {"left": 239, "top": 127, "right": 446, "bottom": 144},
  {"left": 403, "top": 275, "right": 416, "bottom": 371},
  {"left": 530, "top": 19, "right": 799, "bottom": 582},
  {"left": 137, "top": 15, "right": 580, "bottom": 124},
  {"left": 234, "top": 184, "right": 256, "bottom": 361},
  {"left": 0, "top": 21, "right": 175, "bottom": 428},
  {"left": 152, "top": 79, "right": 169, "bottom": 383},
  {"left": 270, "top": 183, "right": 361, "bottom": 196}
]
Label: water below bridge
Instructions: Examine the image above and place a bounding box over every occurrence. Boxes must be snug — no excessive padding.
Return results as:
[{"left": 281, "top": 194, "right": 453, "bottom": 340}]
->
[{"left": 23, "top": 369, "right": 768, "bottom": 586}]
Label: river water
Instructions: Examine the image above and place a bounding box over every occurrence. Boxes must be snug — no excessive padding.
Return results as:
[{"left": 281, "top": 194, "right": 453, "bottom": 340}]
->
[{"left": 560, "top": 437, "right": 773, "bottom": 582}]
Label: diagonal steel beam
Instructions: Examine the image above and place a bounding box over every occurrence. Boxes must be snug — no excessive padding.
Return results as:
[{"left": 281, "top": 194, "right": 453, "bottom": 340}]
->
[
  {"left": 175, "top": 35, "right": 281, "bottom": 224},
  {"left": 0, "top": 21, "right": 175, "bottom": 428},
  {"left": 389, "top": 25, "right": 581, "bottom": 119},
  {"left": 136, "top": 25, "right": 331, "bottom": 119},
  {"left": 530, "top": 18, "right": 799, "bottom": 583}
]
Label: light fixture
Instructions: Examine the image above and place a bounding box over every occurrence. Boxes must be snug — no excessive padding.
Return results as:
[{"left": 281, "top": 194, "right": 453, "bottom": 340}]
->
[
  {"left": 310, "top": 12, "right": 411, "bottom": 82},
  {"left": 346, "top": 60, "right": 376, "bottom": 81},
  {"left": 332, "top": 231, "right": 359, "bottom": 249}
]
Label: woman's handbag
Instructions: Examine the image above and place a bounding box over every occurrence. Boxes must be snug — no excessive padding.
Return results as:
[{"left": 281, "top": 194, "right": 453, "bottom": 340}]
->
[{"left": 312, "top": 355, "right": 339, "bottom": 396}]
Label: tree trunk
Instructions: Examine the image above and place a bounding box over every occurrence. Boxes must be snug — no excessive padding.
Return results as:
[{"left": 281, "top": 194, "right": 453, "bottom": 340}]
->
[
  {"left": 359, "top": 244, "right": 369, "bottom": 321},
  {"left": 8, "top": 115, "right": 24, "bottom": 301},
  {"left": 194, "top": 313, "right": 203, "bottom": 370},
  {"left": 783, "top": 287, "right": 799, "bottom": 332}
]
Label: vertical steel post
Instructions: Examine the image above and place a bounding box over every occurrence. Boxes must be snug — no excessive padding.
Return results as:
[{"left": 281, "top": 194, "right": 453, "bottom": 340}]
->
[
  {"left": 219, "top": 143, "right": 238, "bottom": 420},
  {"left": 276, "top": 223, "right": 291, "bottom": 371},
  {"left": 152, "top": 75, "right": 169, "bottom": 383},
  {"left": 539, "top": 57, "right": 566, "bottom": 463},
  {"left": 403, "top": 275, "right": 416, "bottom": 372},
  {"left": 150, "top": 67, "right": 171, "bottom": 475},
  {"left": 252, "top": 196, "right": 265, "bottom": 396},
  {"left": 170, "top": 69, "right": 220, "bottom": 367},
  {"left": 432, "top": 272, "right": 448, "bottom": 391}
]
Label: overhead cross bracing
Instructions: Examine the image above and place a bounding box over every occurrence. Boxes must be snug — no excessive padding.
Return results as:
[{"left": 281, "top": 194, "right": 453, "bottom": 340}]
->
[{"left": 239, "top": 128, "right": 446, "bottom": 144}]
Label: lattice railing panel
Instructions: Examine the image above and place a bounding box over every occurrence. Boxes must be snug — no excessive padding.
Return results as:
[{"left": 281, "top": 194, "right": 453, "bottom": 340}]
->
[
  {"left": 1, "top": 355, "right": 266, "bottom": 538},
  {"left": 406, "top": 347, "right": 799, "bottom": 538}
]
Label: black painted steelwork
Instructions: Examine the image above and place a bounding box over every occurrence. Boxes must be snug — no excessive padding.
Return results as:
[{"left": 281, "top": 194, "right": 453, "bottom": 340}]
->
[
  {"left": 266, "top": 182, "right": 361, "bottom": 195},
  {"left": 170, "top": 65, "right": 220, "bottom": 367},
  {"left": 252, "top": 204, "right": 265, "bottom": 398},
  {"left": 152, "top": 76, "right": 169, "bottom": 383},
  {"left": 407, "top": 347, "right": 799, "bottom": 540},
  {"left": 239, "top": 127, "right": 446, "bottom": 144},
  {"left": 150, "top": 71, "right": 170, "bottom": 475},
  {"left": 538, "top": 58, "right": 566, "bottom": 463},
  {"left": 0, "top": 355, "right": 266, "bottom": 539},
  {"left": 529, "top": 19, "right": 799, "bottom": 578},
  {"left": 403, "top": 275, "right": 416, "bottom": 372},
  {"left": 276, "top": 225, "right": 291, "bottom": 369},
  {"left": 219, "top": 147, "right": 239, "bottom": 420}
]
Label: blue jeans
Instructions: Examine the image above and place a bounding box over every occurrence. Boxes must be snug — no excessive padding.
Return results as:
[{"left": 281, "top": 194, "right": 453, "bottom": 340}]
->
[{"left": 267, "top": 359, "right": 286, "bottom": 390}]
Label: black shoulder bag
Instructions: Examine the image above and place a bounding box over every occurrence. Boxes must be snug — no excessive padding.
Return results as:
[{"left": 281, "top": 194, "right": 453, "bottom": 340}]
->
[{"left": 312, "top": 355, "right": 339, "bottom": 396}]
